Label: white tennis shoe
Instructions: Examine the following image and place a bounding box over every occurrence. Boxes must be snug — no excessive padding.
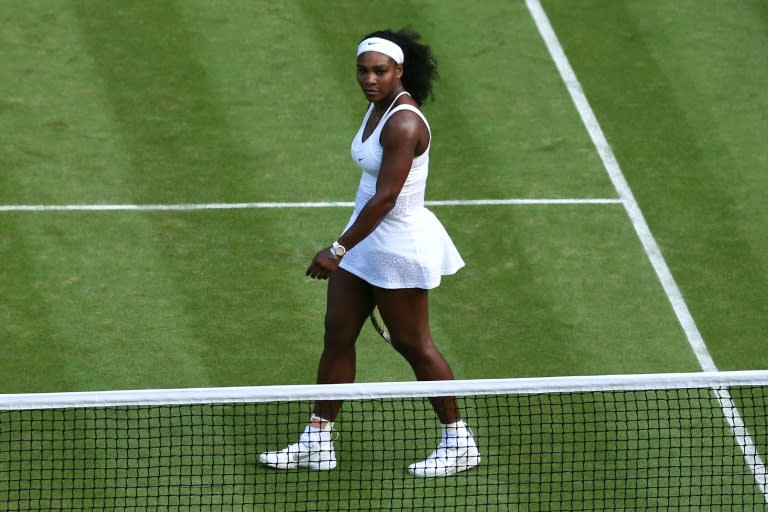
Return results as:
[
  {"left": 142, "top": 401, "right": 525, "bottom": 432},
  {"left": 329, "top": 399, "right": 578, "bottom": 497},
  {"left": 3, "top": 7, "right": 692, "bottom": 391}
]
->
[
  {"left": 259, "top": 426, "right": 336, "bottom": 471},
  {"left": 408, "top": 420, "right": 481, "bottom": 477}
]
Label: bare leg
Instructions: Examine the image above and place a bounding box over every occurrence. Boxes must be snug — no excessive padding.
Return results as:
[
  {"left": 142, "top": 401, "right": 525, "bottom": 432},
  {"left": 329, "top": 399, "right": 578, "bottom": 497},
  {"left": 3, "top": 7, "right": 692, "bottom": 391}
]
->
[
  {"left": 312, "top": 268, "right": 374, "bottom": 423},
  {"left": 260, "top": 278, "right": 472, "bottom": 474},
  {"left": 374, "top": 287, "right": 461, "bottom": 424}
]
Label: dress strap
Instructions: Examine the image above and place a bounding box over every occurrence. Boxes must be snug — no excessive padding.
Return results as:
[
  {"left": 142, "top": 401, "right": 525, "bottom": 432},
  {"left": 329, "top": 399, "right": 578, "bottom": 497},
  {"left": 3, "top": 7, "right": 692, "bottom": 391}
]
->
[
  {"left": 382, "top": 104, "right": 430, "bottom": 135},
  {"left": 363, "top": 91, "right": 416, "bottom": 143},
  {"left": 381, "top": 104, "right": 431, "bottom": 156},
  {"left": 369, "top": 91, "right": 411, "bottom": 120},
  {"left": 384, "top": 91, "right": 411, "bottom": 116}
]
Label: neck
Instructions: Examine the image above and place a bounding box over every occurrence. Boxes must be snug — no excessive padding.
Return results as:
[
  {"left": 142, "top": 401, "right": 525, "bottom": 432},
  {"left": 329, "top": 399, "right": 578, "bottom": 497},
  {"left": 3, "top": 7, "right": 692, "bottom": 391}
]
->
[{"left": 372, "top": 88, "right": 408, "bottom": 118}]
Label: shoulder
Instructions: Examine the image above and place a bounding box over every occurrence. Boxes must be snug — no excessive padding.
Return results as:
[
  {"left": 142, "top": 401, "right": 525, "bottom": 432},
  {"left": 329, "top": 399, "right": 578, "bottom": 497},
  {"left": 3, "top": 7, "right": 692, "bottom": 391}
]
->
[{"left": 381, "top": 103, "right": 428, "bottom": 142}]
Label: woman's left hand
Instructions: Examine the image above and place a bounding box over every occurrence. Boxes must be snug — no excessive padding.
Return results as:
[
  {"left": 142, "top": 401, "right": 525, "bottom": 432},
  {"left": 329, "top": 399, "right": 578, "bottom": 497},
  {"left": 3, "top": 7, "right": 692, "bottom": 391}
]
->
[{"left": 306, "top": 248, "right": 341, "bottom": 280}]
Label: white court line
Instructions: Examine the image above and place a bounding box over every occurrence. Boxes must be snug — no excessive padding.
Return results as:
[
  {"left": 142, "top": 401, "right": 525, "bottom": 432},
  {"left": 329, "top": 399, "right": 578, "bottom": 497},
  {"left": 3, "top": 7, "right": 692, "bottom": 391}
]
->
[
  {"left": 0, "top": 198, "right": 621, "bottom": 212},
  {"left": 526, "top": 0, "right": 768, "bottom": 501}
]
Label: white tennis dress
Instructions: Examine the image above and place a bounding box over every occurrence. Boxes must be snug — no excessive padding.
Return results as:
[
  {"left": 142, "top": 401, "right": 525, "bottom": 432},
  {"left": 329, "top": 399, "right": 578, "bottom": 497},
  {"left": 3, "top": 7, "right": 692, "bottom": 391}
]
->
[{"left": 339, "top": 92, "right": 465, "bottom": 289}]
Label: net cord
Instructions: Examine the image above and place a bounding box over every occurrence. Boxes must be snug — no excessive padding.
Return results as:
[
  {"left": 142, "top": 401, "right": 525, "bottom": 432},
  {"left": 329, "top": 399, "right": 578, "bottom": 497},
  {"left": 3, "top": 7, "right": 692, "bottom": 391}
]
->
[{"left": 2, "top": 369, "right": 768, "bottom": 410}]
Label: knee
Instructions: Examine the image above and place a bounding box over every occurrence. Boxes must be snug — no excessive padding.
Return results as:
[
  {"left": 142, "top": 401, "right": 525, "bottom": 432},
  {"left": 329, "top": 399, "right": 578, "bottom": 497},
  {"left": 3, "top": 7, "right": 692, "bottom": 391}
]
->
[
  {"left": 323, "top": 314, "right": 358, "bottom": 350},
  {"left": 391, "top": 336, "right": 435, "bottom": 361}
]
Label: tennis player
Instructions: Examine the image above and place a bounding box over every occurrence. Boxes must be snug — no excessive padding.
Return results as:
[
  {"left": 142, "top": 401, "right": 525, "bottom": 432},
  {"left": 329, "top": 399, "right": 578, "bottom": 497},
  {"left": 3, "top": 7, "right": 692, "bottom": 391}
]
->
[{"left": 260, "top": 28, "right": 480, "bottom": 478}]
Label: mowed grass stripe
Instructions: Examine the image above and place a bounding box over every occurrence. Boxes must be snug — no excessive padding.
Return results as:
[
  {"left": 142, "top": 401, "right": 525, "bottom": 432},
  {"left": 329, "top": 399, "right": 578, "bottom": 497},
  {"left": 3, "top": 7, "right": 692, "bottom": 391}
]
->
[
  {"left": 430, "top": 205, "right": 702, "bottom": 381},
  {"left": 617, "top": 1, "right": 768, "bottom": 371},
  {"left": 68, "top": 1, "right": 308, "bottom": 391},
  {"left": 0, "top": 3, "right": 96, "bottom": 391},
  {"left": 0, "top": 214, "right": 213, "bottom": 392},
  {"left": 63, "top": 2, "right": 366, "bottom": 389},
  {"left": 0, "top": 3, "right": 208, "bottom": 391},
  {"left": 70, "top": 0, "right": 255, "bottom": 204},
  {"left": 175, "top": 1, "right": 364, "bottom": 203},
  {"left": 529, "top": 0, "right": 717, "bottom": 371},
  {"left": 541, "top": 1, "right": 768, "bottom": 495},
  {"left": 0, "top": 2, "right": 133, "bottom": 204},
  {"left": 542, "top": 0, "right": 768, "bottom": 370},
  {"left": 424, "top": 0, "right": 617, "bottom": 201},
  {"left": 0, "top": 215, "right": 67, "bottom": 391},
  {"left": 0, "top": 1, "right": 255, "bottom": 392}
]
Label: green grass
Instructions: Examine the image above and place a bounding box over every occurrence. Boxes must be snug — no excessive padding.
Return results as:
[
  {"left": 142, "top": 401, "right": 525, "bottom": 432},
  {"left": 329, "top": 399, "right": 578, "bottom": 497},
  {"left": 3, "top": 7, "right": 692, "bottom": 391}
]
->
[
  {"left": 542, "top": 0, "right": 768, "bottom": 370},
  {"left": 1, "top": 0, "right": 767, "bottom": 510}
]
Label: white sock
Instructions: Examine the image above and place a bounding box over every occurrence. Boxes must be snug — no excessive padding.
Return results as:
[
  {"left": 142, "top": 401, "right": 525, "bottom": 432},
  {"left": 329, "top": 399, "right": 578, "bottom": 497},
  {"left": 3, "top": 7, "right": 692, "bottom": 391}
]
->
[
  {"left": 301, "top": 414, "right": 333, "bottom": 444},
  {"left": 442, "top": 420, "right": 470, "bottom": 445},
  {"left": 309, "top": 414, "right": 333, "bottom": 427}
]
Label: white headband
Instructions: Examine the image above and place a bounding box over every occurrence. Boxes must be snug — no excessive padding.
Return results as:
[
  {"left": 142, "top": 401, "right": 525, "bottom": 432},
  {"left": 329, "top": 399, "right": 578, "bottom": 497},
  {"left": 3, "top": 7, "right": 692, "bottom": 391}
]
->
[{"left": 356, "top": 37, "right": 404, "bottom": 64}]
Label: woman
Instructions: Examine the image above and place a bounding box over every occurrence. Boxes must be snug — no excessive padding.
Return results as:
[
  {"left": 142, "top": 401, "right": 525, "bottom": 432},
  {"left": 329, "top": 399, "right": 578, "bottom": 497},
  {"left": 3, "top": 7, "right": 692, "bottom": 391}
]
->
[{"left": 260, "top": 29, "right": 480, "bottom": 478}]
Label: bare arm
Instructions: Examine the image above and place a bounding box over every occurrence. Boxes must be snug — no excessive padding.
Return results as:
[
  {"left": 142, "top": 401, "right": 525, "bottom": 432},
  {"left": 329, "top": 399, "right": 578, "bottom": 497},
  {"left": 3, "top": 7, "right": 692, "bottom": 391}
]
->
[
  {"left": 305, "top": 109, "right": 429, "bottom": 279},
  {"left": 339, "top": 111, "right": 424, "bottom": 248}
]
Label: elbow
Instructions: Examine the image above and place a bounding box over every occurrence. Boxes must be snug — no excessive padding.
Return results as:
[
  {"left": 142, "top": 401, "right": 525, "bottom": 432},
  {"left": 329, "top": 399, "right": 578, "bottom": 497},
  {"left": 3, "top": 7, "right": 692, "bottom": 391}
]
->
[
  {"left": 383, "top": 196, "right": 398, "bottom": 213},
  {"left": 379, "top": 194, "right": 398, "bottom": 214},
  {"left": 372, "top": 188, "right": 399, "bottom": 214}
]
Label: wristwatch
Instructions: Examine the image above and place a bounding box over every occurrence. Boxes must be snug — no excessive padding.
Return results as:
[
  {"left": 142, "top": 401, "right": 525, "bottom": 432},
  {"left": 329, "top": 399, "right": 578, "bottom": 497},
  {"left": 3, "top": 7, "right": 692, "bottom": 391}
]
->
[{"left": 330, "top": 241, "right": 347, "bottom": 259}]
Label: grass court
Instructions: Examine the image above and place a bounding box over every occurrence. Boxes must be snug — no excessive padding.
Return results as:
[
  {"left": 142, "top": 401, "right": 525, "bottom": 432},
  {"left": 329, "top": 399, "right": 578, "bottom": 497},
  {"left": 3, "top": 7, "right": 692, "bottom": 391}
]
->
[{"left": 1, "top": 1, "right": 767, "bottom": 509}]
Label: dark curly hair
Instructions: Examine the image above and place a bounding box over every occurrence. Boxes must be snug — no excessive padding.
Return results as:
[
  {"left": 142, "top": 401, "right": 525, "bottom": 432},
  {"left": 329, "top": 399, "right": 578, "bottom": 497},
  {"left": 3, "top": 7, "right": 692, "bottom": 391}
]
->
[{"left": 360, "top": 28, "right": 438, "bottom": 106}]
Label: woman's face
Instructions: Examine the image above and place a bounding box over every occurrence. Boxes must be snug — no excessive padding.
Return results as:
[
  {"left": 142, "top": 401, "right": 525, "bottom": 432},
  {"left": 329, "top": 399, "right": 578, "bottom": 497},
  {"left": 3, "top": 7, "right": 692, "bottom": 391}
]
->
[{"left": 356, "top": 51, "right": 403, "bottom": 103}]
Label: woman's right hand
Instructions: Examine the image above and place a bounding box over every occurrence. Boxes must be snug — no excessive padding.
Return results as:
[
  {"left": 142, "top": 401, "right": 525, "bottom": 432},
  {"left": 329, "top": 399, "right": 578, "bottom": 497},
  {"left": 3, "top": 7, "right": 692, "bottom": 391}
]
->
[{"left": 305, "top": 247, "right": 341, "bottom": 280}]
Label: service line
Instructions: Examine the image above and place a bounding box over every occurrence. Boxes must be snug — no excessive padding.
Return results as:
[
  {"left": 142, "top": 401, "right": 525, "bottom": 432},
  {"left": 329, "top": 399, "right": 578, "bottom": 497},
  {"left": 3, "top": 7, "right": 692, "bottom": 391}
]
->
[{"left": 0, "top": 198, "right": 622, "bottom": 213}]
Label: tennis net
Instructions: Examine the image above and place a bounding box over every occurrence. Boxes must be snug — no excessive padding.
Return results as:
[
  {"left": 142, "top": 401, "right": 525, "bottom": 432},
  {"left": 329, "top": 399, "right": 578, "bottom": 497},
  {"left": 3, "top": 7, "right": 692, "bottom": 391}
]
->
[{"left": 1, "top": 371, "right": 767, "bottom": 511}]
